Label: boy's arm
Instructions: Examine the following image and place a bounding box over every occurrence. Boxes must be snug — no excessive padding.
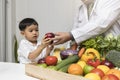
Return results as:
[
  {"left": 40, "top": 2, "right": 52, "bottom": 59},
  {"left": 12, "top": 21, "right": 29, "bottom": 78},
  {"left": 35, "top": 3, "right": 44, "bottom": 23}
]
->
[
  {"left": 28, "top": 38, "right": 53, "bottom": 60},
  {"left": 44, "top": 45, "right": 54, "bottom": 57},
  {"left": 28, "top": 44, "right": 46, "bottom": 60}
]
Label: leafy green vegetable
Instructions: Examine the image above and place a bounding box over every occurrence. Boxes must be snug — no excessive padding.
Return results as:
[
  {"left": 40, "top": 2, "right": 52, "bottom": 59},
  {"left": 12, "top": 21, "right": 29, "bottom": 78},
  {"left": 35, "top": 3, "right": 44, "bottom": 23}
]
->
[{"left": 80, "top": 33, "right": 120, "bottom": 57}]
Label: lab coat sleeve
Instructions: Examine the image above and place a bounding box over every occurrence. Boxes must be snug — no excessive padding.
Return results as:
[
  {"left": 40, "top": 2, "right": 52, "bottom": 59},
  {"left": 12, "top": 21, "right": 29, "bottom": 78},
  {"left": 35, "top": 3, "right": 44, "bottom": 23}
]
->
[{"left": 71, "top": 0, "right": 120, "bottom": 44}]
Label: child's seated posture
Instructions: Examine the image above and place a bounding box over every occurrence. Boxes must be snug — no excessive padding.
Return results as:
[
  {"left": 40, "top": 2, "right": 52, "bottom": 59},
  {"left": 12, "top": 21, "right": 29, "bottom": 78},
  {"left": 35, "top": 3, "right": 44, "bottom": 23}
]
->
[{"left": 17, "top": 18, "right": 53, "bottom": 64}]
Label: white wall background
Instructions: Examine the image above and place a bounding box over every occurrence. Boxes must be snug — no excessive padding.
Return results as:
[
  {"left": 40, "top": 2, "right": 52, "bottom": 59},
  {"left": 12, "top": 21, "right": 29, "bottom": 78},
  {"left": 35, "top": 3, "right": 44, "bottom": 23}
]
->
[
  {"left": 0, "top": 0, "right": 6, "bottom": 61},
  {"left": 15, "top": 0, "right": 77, "bottom": 47},
  {"left": 0, "top": 0, "right": 80, "bottom": 62}
]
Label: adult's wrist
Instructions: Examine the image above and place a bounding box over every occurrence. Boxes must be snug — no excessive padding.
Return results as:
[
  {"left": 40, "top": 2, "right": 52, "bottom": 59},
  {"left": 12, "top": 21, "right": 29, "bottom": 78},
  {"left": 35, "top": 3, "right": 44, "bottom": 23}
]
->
[{"left": 69, "top": 32, "right": 75, "bottom": 41}]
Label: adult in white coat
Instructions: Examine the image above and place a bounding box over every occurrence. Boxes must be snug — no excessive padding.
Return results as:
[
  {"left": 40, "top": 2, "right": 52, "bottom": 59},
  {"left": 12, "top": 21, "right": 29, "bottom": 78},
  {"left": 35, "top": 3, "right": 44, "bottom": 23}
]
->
[{"left": 52, "top": 0, "right": 120, "bottom": 45}]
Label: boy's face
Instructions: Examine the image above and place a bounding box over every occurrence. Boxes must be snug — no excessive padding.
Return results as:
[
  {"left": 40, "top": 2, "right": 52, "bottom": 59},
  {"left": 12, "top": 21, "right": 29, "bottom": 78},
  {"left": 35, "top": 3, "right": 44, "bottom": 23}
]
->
[{"left": 21, "top": 24, "right": 39, "bottom": 43}]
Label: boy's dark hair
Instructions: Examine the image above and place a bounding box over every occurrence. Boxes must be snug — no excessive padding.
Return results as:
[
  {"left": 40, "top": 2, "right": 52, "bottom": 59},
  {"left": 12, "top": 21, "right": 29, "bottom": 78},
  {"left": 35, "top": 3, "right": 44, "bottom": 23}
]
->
[{"left": 19, "top": 18, "right": 38, "bottom": 31}]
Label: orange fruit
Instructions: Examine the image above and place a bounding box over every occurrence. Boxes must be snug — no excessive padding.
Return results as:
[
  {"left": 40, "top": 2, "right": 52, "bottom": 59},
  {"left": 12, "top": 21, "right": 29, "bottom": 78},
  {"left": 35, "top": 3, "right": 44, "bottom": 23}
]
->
[
  {"left": 106, "top": 69, "right": 120, "bottom": 79},
  {"left": 68, "top": 63, "right": 83, "bottom": 75},
  {"left": 77, "top": 60, "right": 86, "bottom": 69},
  {"left": 84, "top": 73, "right": 101, "bottom": 80},
  {"left": 97, "top": 65, "right": 110, "bottom": 74}
]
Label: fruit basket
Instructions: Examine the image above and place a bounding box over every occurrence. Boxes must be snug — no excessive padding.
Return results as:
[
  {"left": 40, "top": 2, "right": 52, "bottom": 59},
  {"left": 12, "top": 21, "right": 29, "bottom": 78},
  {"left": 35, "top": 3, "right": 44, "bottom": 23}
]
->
[{"left": 25, "top": 63, "right": 90, "bottom": 80}]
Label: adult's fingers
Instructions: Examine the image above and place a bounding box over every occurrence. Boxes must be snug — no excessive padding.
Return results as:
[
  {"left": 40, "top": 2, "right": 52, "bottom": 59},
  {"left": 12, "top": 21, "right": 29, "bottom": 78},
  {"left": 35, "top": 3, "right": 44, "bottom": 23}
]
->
[{"left": 52, "top": 39, "right": 61, "bottom": 45}]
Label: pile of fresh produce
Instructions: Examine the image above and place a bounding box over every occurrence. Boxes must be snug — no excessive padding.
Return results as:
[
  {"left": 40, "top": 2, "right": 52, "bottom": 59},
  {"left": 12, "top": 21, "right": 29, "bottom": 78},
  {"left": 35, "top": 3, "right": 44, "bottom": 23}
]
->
[
  {"left": 36, "top": 33, "right": 120, "bottom": 80},
  {"left": 80, "top": 33, "right": 120, "bottom": 57}
]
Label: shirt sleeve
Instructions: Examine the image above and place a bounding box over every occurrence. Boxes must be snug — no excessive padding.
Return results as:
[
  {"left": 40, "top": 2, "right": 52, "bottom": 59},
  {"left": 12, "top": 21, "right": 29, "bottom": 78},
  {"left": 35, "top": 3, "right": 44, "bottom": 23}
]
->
[
  {"left": 17, "top": 40, "right": 32, "bottom": 62},
  {"left": 71, "top": 0, "right": 120, "bottom": 44}
]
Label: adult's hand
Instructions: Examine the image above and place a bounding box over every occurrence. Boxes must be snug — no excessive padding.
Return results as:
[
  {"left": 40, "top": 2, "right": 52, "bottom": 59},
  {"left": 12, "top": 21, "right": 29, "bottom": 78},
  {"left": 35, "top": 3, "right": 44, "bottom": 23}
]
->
[{"left": 52, "top": 32, "right": 72, "bottom": 45}]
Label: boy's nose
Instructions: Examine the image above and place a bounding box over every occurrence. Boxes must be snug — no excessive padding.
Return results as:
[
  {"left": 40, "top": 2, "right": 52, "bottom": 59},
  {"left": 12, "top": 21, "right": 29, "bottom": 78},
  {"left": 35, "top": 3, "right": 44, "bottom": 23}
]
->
[{"left": 33, "top": 31, "right": 37, "bottom": 34}]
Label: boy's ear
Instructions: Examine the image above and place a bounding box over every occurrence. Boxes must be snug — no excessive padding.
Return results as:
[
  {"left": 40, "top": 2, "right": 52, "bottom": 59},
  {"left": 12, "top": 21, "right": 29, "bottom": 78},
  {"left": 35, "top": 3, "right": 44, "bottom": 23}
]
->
[{"left": 20, "top": 31, "right": 24, "bottom": 35}]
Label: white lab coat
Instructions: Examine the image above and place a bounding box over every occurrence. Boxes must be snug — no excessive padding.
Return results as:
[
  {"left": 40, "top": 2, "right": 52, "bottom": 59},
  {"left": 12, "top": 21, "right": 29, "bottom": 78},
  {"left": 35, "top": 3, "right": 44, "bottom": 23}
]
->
[{"left": 71, "top": 0, "right": 120, "bottom": 44}]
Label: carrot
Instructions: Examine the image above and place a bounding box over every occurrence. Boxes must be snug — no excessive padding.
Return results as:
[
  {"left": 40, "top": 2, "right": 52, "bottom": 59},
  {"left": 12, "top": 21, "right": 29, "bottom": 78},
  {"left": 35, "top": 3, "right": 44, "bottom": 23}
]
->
[
  {"left": 70, "top": 43, "right": 78, "bottom": 50},
  {"left": 78, "top": 47, "right": 86, "bottom": 58}
]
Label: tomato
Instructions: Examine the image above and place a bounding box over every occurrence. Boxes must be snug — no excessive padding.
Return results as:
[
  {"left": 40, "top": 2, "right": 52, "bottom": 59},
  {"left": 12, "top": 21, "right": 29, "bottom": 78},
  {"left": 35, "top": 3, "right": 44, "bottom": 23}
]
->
[
  {"left": 102, "top": 74, "right": 119, "bottom": 80},
  {"left": 91, "top": 68, "right": 105, "bottom": 78},
  {"left": 45, "top": 56, "right": 58, "bottom": 66},
  {"left": 87, "top": 59, "right": 101, "bottom": 68}
]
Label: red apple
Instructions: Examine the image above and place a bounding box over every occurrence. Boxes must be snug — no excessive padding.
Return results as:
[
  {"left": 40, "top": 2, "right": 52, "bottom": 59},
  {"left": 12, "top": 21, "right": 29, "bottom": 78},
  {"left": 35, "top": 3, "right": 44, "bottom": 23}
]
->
[
  {"left": 91, "top": 68, "right": 105, "bottom": 78},
  {"left": 45, "top": 56, "right": 58, "bottom": 66},
  {"left": 45, "top": 32, "right": 55, "bottom": 38},
  {"left": 45, "top": 32, "right": 55, "bottom": 44},
  {"left": 102, "top": 74, "right": 119, "bottom": 80}
]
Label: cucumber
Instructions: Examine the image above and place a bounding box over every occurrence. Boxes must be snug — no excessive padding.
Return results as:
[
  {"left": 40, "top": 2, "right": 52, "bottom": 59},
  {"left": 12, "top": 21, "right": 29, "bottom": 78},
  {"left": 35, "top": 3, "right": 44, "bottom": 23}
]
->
[
  {"left": 55, "top": 55, "right": 79, "bottom": 70},
  {"left": 58, "top": 64, "right": 71, "bottom": 73}
]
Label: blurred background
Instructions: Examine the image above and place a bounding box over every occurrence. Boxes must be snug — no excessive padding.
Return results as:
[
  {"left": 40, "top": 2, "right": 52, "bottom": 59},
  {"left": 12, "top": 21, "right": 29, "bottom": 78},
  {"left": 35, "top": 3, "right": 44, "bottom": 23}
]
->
[{"left": 0, "top": 0, "right": 80, "bottom": 62}]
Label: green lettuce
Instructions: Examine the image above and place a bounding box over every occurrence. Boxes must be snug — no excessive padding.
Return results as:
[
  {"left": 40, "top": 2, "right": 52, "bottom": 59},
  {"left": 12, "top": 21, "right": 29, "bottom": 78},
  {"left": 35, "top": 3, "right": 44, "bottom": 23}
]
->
[{"left": 80, "top": 33, "right": 120, "bottom": 56}]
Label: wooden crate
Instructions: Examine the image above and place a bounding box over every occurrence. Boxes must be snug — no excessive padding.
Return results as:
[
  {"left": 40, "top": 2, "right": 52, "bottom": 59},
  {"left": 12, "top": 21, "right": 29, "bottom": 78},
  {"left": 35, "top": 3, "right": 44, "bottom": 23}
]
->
[{"left": 25, "top": 64, "right": 90, "bottom": 80}]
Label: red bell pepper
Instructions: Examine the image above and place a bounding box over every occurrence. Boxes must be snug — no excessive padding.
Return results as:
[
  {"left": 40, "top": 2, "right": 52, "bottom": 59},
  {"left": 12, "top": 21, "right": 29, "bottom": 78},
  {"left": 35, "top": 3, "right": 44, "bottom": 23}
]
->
[{"left": 87, "top": 59, "right": 101, "bottom": 68}]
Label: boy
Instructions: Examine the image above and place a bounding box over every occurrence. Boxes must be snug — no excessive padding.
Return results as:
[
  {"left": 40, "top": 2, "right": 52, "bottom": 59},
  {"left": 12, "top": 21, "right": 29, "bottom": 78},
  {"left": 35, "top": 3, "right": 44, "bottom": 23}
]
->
[{"left": 17, "top": 18, "right": 53, "bottom": 64}]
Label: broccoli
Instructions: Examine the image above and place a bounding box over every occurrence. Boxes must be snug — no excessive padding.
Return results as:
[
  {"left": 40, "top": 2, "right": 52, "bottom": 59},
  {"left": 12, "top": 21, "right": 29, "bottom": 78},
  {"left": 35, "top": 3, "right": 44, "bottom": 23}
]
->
[{"left": 105, "top": 50, "right": 120, "bottom": 68}]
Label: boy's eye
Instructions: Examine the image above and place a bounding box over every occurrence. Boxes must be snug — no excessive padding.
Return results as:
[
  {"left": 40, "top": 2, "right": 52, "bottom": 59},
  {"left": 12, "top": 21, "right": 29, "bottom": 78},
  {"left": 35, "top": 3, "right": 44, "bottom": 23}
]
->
[
  {"left": 36, "top": 29, "right": 39, "bottom": 31},
  {"left": 29, "top": 30, "right": 38, "bottom": 32},
  {"left": 29, "top": 30, "right": 33, "bottom": 32}
]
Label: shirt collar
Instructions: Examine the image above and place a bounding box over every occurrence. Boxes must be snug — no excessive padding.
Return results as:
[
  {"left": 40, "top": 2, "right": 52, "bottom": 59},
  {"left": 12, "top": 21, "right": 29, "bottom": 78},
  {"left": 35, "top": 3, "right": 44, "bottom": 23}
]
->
[
  {"left": 24, "top": 39, "right": 40, "bottom": 46},
  {"left": 81, "top": 0, "right": 95, "bottom": 5}
]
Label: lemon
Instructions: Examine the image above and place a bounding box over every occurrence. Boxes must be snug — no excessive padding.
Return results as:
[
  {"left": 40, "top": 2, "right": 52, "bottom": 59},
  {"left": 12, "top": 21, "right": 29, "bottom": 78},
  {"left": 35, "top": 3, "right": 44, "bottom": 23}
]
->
[
  {"left": 77, "top": 60, "right": 86, "bottom": 69},
  {"left": 97, "top": 65, "right": 110, "bottom": 74},
  {"left": 84, "top": 73, "right": 101, "bottom": 80}
]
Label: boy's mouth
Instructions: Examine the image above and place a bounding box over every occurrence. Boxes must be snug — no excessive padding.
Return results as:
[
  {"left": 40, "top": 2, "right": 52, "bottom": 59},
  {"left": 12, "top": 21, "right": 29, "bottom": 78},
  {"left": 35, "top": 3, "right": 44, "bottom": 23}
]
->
[{"left": 33, "top": 36, "right": 38, "bottom": 38}]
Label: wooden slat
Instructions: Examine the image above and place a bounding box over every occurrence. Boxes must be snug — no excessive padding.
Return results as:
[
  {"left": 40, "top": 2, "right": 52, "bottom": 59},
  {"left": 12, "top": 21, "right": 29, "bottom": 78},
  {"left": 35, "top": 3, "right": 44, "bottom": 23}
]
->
[{"left": 25, "top": 64, "right": 90, "bottom": 80}]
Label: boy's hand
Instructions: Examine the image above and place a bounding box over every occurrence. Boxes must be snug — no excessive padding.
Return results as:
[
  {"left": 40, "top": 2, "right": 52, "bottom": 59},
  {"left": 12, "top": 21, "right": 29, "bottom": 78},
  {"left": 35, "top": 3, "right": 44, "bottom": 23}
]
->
[
  {"left": 41, "top": 38, "right": 53, "bottom": 47},
  {"left": 47, "top": 45, "right": 54, "bottom": 51},
  {"left": 46, "top": 45, "right": 54, "bottom": 56},
  {"left": 45, "top": 32, "right": 55, "bottom": 44}
]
